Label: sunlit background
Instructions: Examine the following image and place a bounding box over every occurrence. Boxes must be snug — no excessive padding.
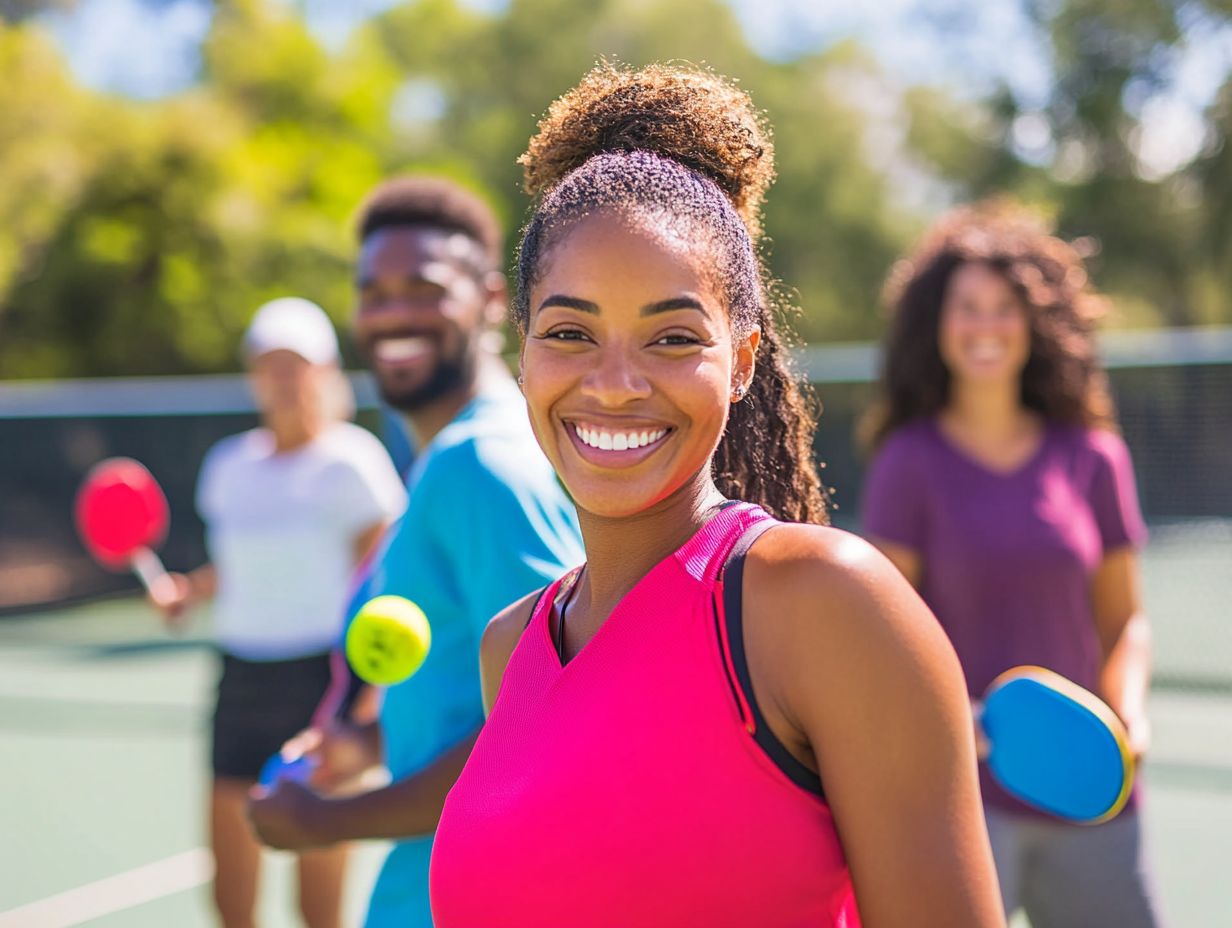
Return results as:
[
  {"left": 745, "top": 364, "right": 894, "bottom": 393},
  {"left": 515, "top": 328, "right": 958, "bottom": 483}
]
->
[{"left": 1, "top": 1, "right": 1230, "bottom": 925}]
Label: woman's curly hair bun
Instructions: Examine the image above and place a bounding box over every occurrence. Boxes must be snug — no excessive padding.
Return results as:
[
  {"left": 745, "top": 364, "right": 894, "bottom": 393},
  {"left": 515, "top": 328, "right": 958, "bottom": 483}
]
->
[{"left": 519, "top": 61, "right": 775, "bottom": 242}]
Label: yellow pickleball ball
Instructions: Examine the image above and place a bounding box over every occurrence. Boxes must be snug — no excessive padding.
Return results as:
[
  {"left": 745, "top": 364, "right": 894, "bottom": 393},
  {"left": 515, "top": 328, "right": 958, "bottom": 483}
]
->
[{"left": 345, "top": 595, "right": 431, "bottom": 685}]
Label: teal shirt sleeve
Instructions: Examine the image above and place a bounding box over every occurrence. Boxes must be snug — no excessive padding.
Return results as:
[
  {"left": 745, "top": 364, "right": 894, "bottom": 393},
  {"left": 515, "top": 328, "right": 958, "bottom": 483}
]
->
[{"left": 419, "top": 439, "right": 583, "bottom": 635}]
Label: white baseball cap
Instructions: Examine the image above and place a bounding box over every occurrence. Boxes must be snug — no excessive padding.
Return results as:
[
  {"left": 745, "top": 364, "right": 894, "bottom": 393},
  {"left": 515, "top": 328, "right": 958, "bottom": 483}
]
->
[{"left": 243, "top": 297, "right": 340, "bottom": 365}]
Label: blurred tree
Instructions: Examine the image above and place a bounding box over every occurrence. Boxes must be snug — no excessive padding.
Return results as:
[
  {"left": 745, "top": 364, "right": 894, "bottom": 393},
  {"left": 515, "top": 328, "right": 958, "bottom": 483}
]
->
[
  {"left": 1193, "top": 74, "right": 1232, "bottom": 274},
  {"left": 1, "top": 0, "right": 1230, "bottom": 379},
  {"left": 0, "top": 23, "right": 112, "bottom": 374},
  {"left": 0, "top": 2, "right": 400, "bottom": 376},
  {"left": 362, "top": 0, "right": 912, "bottom": 342},
  {"left": 904, "top": 0, "right": 1232, "bottom": 328},
  {"left": 1031, "top": 0, "right": 1199, "bottom": 326},
  {"left": 0, "top": 0, "right": 917, "bottom": 376},
  {"left": 0, "top": 0, "right": 74, "bottom": 23}
]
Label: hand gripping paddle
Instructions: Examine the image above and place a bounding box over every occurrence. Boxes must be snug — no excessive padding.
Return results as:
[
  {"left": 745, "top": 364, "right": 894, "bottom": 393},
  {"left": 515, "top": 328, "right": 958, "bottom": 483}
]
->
[
  {"left": 256, "top": 597, "right": 432, "bottom": 792},
  {"left": 258, "top": 753, "right": 319, "bottom": 789}
]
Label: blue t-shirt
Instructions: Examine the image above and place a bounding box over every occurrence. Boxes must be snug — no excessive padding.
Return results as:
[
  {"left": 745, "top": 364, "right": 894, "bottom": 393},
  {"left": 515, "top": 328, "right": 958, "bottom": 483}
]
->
[{"left": 355, "top": 377, "right": 583, "bottom": 928}]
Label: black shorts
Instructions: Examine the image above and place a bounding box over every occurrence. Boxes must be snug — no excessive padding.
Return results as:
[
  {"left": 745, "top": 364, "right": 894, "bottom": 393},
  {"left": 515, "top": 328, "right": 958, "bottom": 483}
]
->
[{"left": 210, "top": 650, "right": 333, "bottom": 780}]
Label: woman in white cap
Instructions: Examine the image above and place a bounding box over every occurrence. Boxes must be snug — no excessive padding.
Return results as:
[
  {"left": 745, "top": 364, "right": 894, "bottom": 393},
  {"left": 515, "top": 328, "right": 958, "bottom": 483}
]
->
[{"left": 151, "top": 297, "right": 406, "bottom": 928}]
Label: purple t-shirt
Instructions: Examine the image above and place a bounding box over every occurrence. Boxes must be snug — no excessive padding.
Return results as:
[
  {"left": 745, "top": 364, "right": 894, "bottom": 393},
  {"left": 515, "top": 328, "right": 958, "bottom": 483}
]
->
[{"left": 861, "top": 418, "right": 1147, "bottom": 813}]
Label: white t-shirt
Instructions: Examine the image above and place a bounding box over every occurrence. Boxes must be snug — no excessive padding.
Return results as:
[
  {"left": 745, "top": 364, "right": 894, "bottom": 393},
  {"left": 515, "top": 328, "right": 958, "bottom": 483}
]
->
[{"left": 197, "top": 421, "right": 407, "bottom": 660}]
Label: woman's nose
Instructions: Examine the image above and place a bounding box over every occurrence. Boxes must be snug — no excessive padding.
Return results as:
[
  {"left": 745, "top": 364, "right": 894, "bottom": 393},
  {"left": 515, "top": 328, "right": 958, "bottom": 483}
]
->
[{"left": 579, "top": 345, "right": 652, "bottom": 406}]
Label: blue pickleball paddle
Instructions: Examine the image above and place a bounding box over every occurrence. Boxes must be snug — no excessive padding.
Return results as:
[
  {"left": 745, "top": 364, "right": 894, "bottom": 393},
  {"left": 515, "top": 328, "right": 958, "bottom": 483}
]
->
[{"left": 979, "top": 665, "right": 1134, "bottom": 824}]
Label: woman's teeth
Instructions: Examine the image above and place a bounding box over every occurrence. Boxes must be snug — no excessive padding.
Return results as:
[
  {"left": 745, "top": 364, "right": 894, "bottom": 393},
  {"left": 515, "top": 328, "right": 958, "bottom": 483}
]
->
[
  {"left": 969, "top": 339, "right": 1005, "bottom": 362},
  {"left": 573, "top": 424, "right": 668, "bottom": 452}
]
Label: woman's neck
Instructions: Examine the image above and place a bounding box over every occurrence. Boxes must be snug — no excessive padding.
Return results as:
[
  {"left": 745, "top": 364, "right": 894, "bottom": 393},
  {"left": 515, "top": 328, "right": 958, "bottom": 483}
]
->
[
  {"left": 942, "top": 379, "right": 1028, "bottom": 439},
  {"left": 940, "top": 379, "right": 1045, "bottom": 472},
  {"left": 267, "top": 413, "right": 324, "bottom": 453},
  {"left": 572, "top": 470, "right": 727, "bottom": 625}
]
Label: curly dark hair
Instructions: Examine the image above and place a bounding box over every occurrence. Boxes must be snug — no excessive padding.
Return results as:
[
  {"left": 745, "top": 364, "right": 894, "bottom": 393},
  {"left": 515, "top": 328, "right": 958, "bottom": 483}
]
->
[
  {"left": 355, "top": 175, "right": 503, "bottom": 272},
  {"left": 514, "top": 62, "right": 828, "bottom": 525},
  {"left": 864, "top": 199, "right": 1116, "bottom": 451}
]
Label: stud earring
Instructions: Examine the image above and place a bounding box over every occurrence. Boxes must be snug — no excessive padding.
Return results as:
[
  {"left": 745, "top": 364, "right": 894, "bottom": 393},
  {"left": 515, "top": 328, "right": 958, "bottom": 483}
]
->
[{"left": 731, "top": 383, "right": 747, "bottom": 402}]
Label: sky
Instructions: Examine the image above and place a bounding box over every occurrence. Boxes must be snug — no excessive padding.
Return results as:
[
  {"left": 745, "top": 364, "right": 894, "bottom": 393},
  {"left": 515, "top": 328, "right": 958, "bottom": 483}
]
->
[
  {"left": 43, "top": 0, "right": 1232, "bottom": 179},
  {"left": 46, "top": 0, "right": 1051, "bottom": 101}
]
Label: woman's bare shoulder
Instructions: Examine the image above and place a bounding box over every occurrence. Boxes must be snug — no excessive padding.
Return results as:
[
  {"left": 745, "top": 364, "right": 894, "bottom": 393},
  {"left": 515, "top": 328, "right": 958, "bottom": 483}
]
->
[{"left": 742, "top": 523, "right": 958, "bottom": 690}]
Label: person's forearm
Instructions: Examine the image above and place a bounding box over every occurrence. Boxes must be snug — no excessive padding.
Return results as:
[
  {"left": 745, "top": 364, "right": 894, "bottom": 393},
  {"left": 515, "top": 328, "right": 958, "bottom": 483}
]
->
[
  {"left": 315, "top": 730, "right": 478, "bottom": 842},
  {"left": 349, "top": 683, "right": 382, "bottom": 724},
  {"left": 342, "top": 718, "right": 383, "bottom": 766},
  {"left": 1100, "top": 612, "right": 1152, "bottom": 737}
]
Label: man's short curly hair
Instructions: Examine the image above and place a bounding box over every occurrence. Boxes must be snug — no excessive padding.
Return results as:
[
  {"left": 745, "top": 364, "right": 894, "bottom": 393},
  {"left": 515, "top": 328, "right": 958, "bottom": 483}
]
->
[{"left": 355, "top": 176, "right": 503, "bottom": 272}]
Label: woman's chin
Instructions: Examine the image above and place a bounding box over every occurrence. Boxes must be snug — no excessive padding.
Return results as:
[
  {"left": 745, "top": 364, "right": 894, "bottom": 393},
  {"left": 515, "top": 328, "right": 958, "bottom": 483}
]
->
[
  {"left": 952, "top": 352, "right": 1029, "bottom": 382},
  {"left": 572, "top": 493, "right": 660, "bottom": 520},
  {"left": 564, "top": 477, "right": 681, "bottom": 521}
]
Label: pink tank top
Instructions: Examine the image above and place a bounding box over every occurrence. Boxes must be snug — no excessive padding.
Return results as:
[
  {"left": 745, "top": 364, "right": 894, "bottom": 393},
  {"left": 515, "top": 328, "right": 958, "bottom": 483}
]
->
[{"left": 430, "top": 503, "right": 860, "bottom": 927}]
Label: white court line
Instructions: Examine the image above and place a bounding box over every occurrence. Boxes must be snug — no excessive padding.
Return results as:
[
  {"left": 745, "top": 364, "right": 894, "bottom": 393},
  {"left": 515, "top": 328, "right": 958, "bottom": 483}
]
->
[{"left": 0, "top": 848, "right": 212, "bottom": 927}]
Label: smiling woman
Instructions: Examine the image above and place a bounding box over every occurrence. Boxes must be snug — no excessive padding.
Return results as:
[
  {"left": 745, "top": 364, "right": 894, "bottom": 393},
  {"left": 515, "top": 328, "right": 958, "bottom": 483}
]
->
[
  {"left": 520, "top": 211, "right": 759, "bottom": 518},
  {"left": 860, "top": 202, "right": 1164, "bottom": 927},
  {"left": 428, "top": 63, "right": 1005, "bottom": 928}
]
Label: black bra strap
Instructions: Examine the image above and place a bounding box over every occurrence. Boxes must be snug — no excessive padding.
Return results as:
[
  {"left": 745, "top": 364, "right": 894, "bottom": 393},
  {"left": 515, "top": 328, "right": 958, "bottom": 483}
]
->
[
  {"left": 524, "top": 584, "right": 552, "bottom": 630},
  {"left": 720, "top": 521, "right": 826, "bottom": 799}
]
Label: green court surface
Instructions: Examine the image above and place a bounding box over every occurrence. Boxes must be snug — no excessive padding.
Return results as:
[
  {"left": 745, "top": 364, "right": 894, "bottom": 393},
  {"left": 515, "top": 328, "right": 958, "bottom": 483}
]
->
[
  {"left": 0, "top": 600, "right": 386, "bottom": 928},
  {"left": 2, "top": 524, "right": 1230, "bottom": 926}
]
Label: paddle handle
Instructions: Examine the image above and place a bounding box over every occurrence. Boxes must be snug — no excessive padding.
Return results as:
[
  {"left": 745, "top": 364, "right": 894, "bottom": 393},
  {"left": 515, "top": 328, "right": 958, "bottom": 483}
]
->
[{"left": 131, "top": 546, "right": 175, "bottom": 602}]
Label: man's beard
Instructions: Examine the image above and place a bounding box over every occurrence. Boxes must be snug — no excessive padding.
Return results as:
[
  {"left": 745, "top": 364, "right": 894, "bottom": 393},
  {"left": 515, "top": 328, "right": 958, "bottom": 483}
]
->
[{"left": 377, "top": 345, "right": 476, "bottom": 413}]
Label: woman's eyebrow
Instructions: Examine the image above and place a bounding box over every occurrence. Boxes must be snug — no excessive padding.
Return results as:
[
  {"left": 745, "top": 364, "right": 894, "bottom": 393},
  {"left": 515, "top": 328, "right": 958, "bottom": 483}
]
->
[
  {"left": 641, "top": 296, "right": 706, "bottom": 316},
  {"left": 536, "top": 294, "right": 708, "bottom": 316},
  {"left": 538, "top": 294, "right": 599, "bottom": 314}
]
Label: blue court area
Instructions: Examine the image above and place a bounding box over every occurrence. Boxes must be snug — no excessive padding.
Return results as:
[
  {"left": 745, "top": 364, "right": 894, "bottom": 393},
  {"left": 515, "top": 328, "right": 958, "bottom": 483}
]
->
[{"left": 1, "top": 524, "right": 1230, "bottom": 927}]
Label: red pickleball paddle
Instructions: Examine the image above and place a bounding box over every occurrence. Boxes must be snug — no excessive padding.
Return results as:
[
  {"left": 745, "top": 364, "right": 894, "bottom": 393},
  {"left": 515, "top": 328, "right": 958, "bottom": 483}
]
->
[{"left": 74, "top": 457, "right": 173, "bottom": 598}]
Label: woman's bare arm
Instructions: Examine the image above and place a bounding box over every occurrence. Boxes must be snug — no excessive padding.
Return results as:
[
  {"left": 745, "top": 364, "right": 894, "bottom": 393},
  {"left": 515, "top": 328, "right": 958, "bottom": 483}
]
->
[
  {"left": 1092, "top": 546, "right": 1152, "bottom": 755},
  {"left": 352, "top": 519, "right": 390, "bottom": 563},
  {"left": 746, "top": 526, "right": 1003, "bottom": 928}
]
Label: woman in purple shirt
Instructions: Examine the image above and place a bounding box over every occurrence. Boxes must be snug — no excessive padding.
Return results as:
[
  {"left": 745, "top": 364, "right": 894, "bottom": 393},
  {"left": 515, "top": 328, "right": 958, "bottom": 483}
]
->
[{"left": 861, "top": 201, "right": 1163, "bottom": 928}]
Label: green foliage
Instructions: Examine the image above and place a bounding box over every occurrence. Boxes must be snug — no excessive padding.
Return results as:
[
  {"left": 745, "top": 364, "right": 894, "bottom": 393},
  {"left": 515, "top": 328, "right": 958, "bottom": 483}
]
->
[
  {"left": 1, "top": 0, "right": 1229, "bottom": 378},
  {"left": 0, "top": 5, "right": 398, "bottom": 377},
  {"left": 924, "top": 0, "right": 1232, "bottom": 328}
]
